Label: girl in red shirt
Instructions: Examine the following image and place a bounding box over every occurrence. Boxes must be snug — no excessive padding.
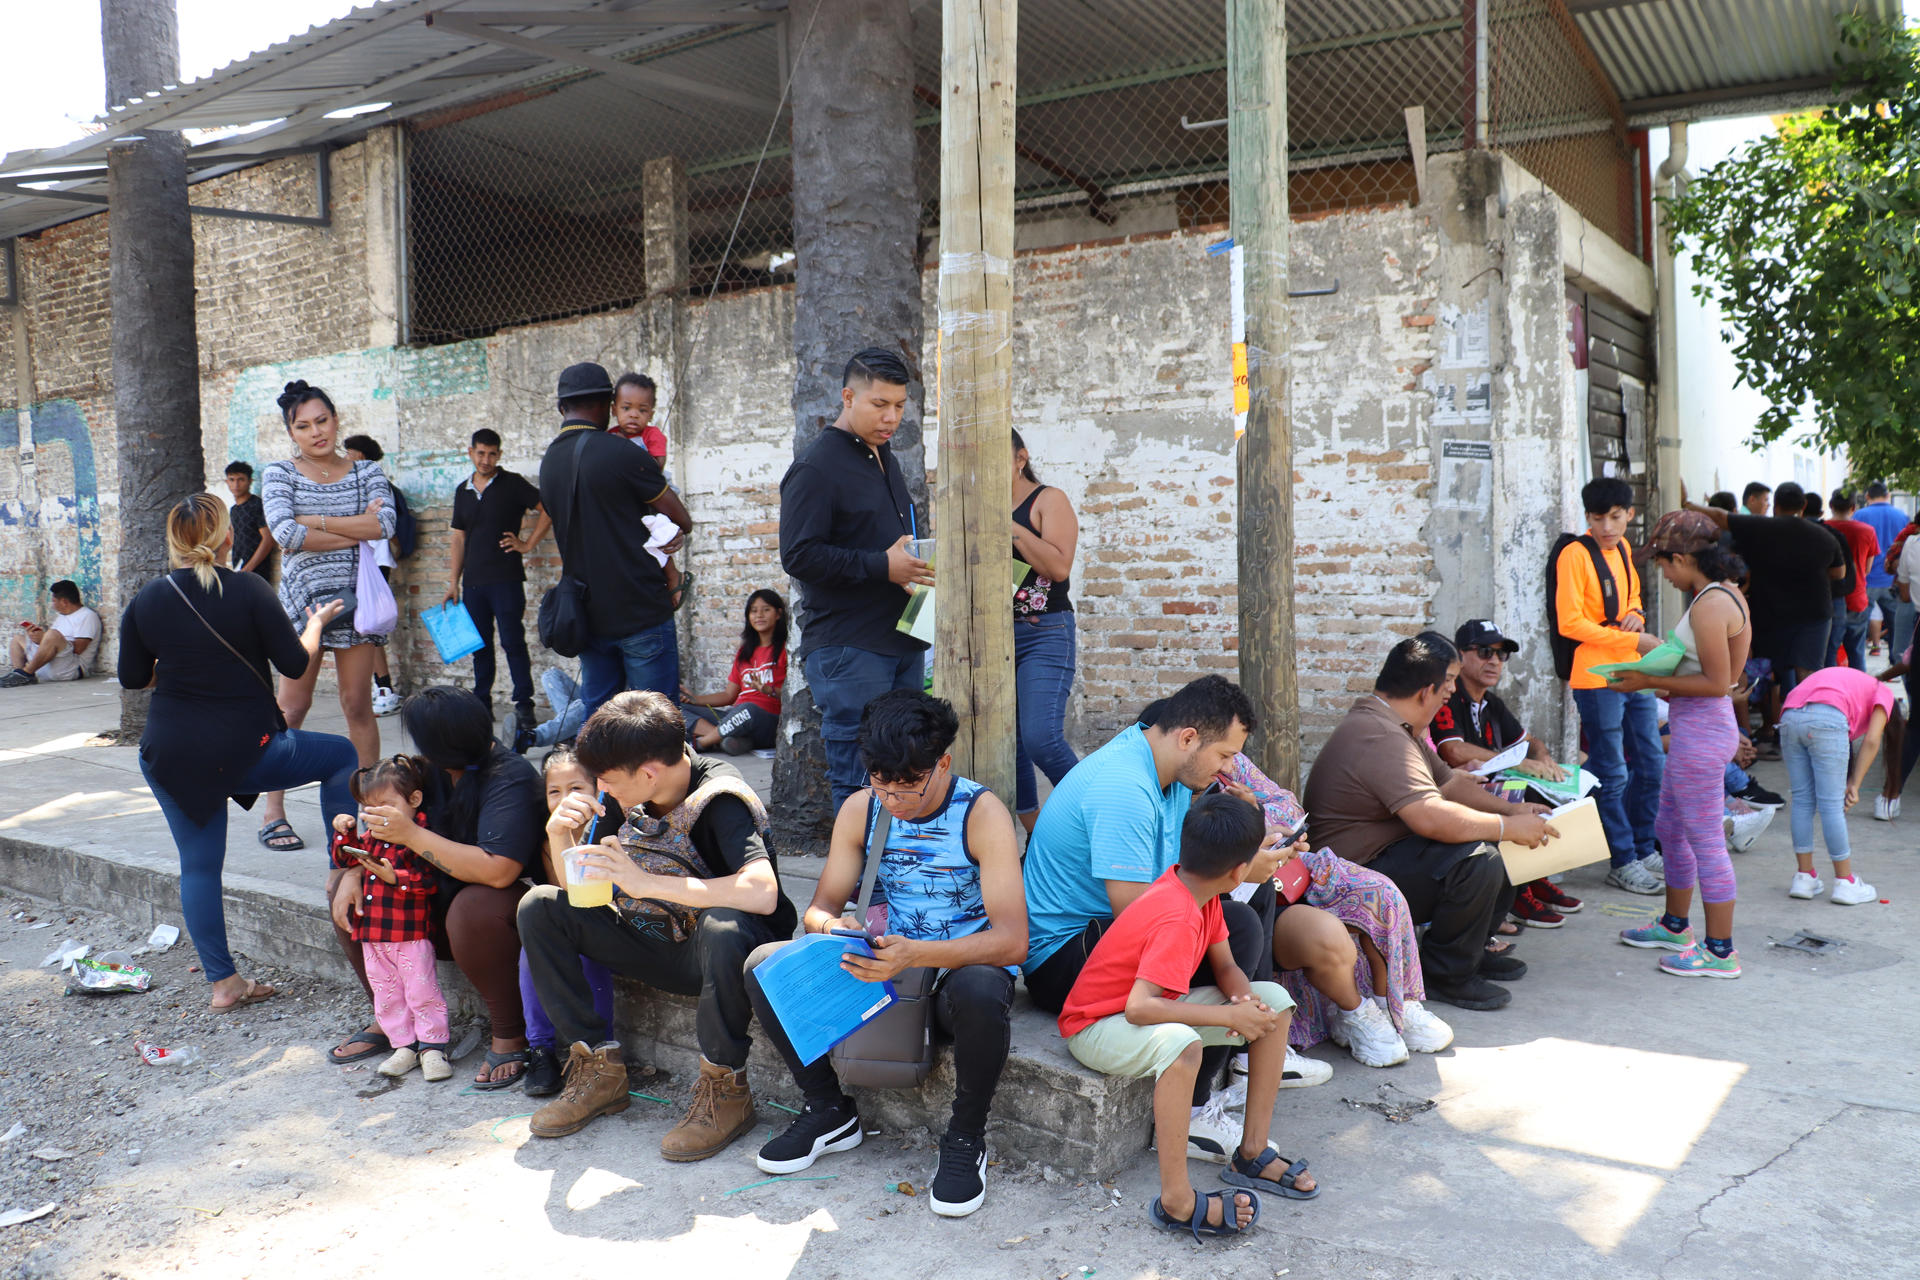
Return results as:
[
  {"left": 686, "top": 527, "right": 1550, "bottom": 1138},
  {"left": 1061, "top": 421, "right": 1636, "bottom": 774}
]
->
[{"left": 682, "top": 589, "right": 788, "bottom": 755}]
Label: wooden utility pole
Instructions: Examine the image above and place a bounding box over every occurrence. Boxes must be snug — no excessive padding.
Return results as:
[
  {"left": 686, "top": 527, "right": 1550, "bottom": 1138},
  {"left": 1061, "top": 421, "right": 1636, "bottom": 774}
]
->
[
  {"left": 104, "top": 0, "right": 202, "bottom": 735},
  {"left": 779, "top": 0, "right": 925, "bottom": 849},
  {"left": 1228, "top": 0, "right": 1296, "bottom": 785},
  {"left": 934, "top": 0, "right": 1017, "bottom": 800}
]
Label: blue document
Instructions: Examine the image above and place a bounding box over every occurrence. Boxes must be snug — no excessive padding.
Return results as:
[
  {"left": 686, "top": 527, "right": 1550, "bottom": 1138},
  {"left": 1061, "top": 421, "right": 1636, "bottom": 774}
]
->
[{"left": 750, "top": 933, "right": 898, "bottom": 1064}]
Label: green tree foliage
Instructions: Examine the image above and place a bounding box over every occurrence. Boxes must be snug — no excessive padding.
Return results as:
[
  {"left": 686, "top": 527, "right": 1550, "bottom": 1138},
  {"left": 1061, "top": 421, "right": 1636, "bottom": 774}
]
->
[{"left": 1666, "top": 16, "right": 1920, "bottom": 485}]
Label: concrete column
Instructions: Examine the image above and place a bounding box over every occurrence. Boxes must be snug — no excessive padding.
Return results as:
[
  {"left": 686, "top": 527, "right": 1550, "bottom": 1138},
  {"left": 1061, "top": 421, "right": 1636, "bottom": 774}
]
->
[
  {"left": 642, "top": 156, "right": 689, "bottom": 297},
  {"left": 362, "top": 126, "right": 405, "bottom": 349},
  {"left": 642, "top": 155, "right": 694, "bottom": 678}
]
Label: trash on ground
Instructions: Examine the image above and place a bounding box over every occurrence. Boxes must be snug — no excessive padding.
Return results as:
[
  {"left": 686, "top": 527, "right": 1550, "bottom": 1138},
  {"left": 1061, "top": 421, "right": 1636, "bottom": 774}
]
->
[
  {"left": 26, "top": 921, "right": 51, "bottom": 930},
  {"left": 66, "top": 956, "right": 153, "bottom": 996},
  {"left": 448, "top": 1024, "right": 484, "bottom": 1063},
  {"left": 127, "top": 1148, "right": 142, "bottom": 1166},
  {"left": 147, "top": 924, "right": 180, "bottom": 950},
  {"left": 1341, "top": 1082, "right": 1438, "bottom": 1124},
  {"left": 0, "top": 1203, "right": 56, "bottom": 1228},
  {"left": 39, "top": 940, "right": 88, "bottom": 970},
  {"left": 0, "top": 1123, "right": 25, "bottom": 1145},
  {"left": 136, "top": 1042, "right": 200, "bottom": 1067},
  {"left": 894, "top": 1181, "right": 916, "bottom": 1196},
  {"left": 1771, "top": 930, "right": 1844, "bottom": 955},
  {"left": 30, "top": 1148, "right": 76, "bottom": 1162}
]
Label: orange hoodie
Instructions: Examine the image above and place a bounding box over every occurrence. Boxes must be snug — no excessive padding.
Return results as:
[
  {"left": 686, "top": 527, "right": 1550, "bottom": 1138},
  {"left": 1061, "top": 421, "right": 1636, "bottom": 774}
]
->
[{"left": 1556, "top": 537, "right": 1644, "bottom": 689}]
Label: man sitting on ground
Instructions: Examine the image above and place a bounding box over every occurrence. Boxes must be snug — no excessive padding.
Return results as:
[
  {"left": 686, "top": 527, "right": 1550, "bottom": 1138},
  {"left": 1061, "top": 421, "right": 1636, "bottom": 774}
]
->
[
  {"left": 517, "top": 690, "right": 797, "bottom": 1158},
  {"left": 1303, "top": 633, "right": 1557, "bottom": 1012},
  {"left": 1061, "top": 793, "right": 1314, "bottom": 1242},
  {"left": 1020, "top": 676, "right": 1341, "bottom": 1162},
  {"left": 746, "top": 690, "right": 1024, "bottom": 1218},
  {"left": 3, "top": 580, "right": 101, "bottom": 687},
  {"left": 1432, "top": 619, "right": 1583, "bottom": 928}
]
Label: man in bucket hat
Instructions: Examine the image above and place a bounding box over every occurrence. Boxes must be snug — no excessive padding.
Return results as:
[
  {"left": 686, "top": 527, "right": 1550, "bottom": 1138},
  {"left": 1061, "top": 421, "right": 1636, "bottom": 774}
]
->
[{"left": 538, "top": 362, "right": 694, "bottom": 724}]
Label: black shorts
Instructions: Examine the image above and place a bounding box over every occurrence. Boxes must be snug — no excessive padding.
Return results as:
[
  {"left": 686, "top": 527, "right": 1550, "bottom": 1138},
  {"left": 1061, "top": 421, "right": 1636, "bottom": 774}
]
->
[
  {"left": 1759, "top": 619, "right": 1828, "bottom": 674},
  {"left": 682, "top": 701, "right": 777, "bottom": 750}
]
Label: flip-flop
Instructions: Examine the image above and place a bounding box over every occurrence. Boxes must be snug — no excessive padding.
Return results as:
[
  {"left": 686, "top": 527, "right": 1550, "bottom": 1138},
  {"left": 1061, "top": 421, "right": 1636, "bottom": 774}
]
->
[
  {"left": 257, "top": 819, "right": 305, "bottom": 851},
  {"left": 471, "top": 1048, "right": 531, "bottom": 1091},
  {"left": 1222, "top": 1145, "right": 1320, "bottom": 1200},
  {"left": 327, "top": 1029, "right": 391, "bottom": 1065},
  {"left": 1148, "top": 1187, "right": 1261, "bottom": 1239},
  {"left": 210, "top": 980, "right": 276, "bottom": 1013}
]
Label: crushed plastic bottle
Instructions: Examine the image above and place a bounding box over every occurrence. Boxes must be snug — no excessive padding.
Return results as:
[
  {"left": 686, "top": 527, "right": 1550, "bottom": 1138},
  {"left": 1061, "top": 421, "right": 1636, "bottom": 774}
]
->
[{"left": 136, "top": 1042, "right": 199, "bottom": 1068}]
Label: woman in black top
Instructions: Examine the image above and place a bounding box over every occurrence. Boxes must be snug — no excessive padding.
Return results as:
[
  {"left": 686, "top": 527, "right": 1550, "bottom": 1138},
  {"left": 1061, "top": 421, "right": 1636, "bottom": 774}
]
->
[
  {"left": 1009, "top": 430, "right": 1081, "bottom": 831},
  {"left": 119, "top": 494, "right": 360, "bottom": 1011},
  {"left": 325, "top": 687, "right": 546, "bottom": 1086}
]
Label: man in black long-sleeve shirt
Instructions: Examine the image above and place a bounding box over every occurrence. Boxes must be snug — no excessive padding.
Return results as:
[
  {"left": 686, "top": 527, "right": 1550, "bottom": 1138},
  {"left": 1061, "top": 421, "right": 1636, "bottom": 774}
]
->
[{"left": 779, "top": 348, "right": 935, "bottom": 807}]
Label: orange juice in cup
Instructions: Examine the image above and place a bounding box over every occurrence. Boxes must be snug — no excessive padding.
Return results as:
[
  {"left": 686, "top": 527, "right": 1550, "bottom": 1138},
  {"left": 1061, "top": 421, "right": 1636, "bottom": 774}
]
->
[{"left": 563, "top": 846, "right": 614, "bottom": 909}]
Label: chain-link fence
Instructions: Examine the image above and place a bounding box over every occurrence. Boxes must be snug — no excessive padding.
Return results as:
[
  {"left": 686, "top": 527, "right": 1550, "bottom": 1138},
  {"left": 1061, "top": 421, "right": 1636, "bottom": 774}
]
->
[{"left": 401, "top": 2, "right": 1639, "bottom": 345}]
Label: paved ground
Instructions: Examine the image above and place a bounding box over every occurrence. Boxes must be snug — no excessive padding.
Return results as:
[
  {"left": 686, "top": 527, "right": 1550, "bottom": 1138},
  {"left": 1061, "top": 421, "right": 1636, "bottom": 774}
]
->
[{"left": 1, "top": 677, "right": 1917, "bottom": 1278}]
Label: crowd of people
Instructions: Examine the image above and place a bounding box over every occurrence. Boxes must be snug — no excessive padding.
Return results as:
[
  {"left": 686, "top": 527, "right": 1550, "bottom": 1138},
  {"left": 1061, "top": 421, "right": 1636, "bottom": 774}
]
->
[{"left": 48, "top": 342, "right": 1902, "bottom": 1243}]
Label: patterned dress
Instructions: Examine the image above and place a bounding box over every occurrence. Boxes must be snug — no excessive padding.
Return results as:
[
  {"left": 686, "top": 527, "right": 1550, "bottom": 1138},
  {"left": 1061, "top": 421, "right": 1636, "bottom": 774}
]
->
[
  {"left": 261, "top": 457, "right": 396, "bottom": 649},
  {"left": 1225, "top": 753, "right": 1427, "bottom": 1047}
]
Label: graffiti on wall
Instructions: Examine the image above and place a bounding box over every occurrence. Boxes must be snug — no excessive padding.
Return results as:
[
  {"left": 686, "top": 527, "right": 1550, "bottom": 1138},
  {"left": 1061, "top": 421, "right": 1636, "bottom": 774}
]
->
[{"left": 0, "top": 399, "right": 103, "bottom": 619}]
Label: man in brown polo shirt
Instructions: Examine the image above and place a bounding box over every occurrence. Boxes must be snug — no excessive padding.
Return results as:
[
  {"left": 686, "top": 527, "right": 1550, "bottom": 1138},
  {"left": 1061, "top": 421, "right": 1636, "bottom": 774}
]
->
[{"left": 1304, "top": 632, "right": 1556, "bottom": 1012}]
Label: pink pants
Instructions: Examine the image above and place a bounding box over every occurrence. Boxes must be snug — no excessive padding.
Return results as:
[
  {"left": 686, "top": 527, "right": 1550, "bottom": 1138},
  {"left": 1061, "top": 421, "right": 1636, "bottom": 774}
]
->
[{"left": 364, "top": 939, "right": 450, "bottom": 1049}]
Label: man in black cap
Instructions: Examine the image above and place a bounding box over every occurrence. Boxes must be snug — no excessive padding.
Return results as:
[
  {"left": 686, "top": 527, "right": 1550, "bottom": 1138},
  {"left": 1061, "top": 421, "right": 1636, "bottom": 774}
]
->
[
  {"left": 779, "top": 347, "right": 935, "bottom": 810},
  {"left": 1432, "top": 619, "right": 1582, "bottom": 927},
  {"left": 539, "top": 362, "right": 693, "bottom": 723}
]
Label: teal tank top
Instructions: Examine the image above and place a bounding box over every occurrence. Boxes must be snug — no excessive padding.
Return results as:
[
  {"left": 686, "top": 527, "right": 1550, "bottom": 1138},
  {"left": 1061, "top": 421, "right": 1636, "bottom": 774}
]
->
[{"left": 865, "top": 776, "right": 993, "bottom": 943}]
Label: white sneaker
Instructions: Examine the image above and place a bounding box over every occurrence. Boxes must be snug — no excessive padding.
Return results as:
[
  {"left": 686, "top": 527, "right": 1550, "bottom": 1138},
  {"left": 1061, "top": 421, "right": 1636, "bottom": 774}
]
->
[
  {"left": 1397, "top": 1000, "right": 1454, "bottom": 1054},
  {"left": 377, "top": 1047, "right": 419, "bottom": 1077},
  {"left": 1212, "top": 1078, "right": 1247, "bottom": 1111},
  {"left": 372, "top": 686, "right": 402, "bottom": 716},
  {"left": 1332, "top": 998, "right": 1409, "bottom": 1068},
  {"left": 1174, "top": 1098, "right": 1241, "bottom": 1164},
  {"left": 1831, "top": 876, "right": 1878, "bottom": 905},
  {"left": 1640, "top": 852, "right": 1665, "bottom": 877},
  {"left": 1788, "top": 871, "right": 1824, "bottom": 899},
  {"left": 1607, "top": 859, "right": 1666, "bottom": 895},
  {"left": 1874, "top": 795, "right": 1900, "bottom": 821},
  {"left": 1280, "top": 1046, "right": 1332, "bottom": 1089},
  {"left": 1726, "top": 807, "right": 1774, "bottom": 853}
]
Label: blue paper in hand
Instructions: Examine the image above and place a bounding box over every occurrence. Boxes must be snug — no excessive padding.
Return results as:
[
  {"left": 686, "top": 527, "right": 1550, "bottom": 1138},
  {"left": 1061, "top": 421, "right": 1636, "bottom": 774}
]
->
[
  {"left": 750, "top": 932, "right": 898, "bottom": 1065},
  {"left": 422, "top": 602, "right": 485, "bottom": 663}
]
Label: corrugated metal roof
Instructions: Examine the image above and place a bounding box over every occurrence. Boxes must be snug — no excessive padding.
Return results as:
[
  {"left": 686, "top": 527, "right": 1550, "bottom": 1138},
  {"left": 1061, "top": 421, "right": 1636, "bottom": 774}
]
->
[{"left": 0, "top": 0, "right": 1901, "bottom": 242}]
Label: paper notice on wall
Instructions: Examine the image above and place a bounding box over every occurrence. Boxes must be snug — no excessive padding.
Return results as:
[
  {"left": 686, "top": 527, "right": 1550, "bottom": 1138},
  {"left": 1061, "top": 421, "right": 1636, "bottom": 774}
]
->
[
  {"left": 1439, "top": 299, "right": 1491, "bottom": 369},
  {"left": 1230, "top": 244, "right": 1248, "bottom": 439},
  {"left": 1435, "top": 437, "right": 1493, "bottom": 513}
]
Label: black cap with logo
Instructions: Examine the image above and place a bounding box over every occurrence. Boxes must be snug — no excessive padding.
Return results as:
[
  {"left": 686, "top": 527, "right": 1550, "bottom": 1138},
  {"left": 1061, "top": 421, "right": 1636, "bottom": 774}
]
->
[{"left": 1454, "top": 619, "right": 1519, "bottom": 655}]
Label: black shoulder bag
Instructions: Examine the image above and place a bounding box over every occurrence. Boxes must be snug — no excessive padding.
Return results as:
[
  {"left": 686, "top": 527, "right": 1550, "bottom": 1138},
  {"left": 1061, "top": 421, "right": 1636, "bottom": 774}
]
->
[
  {"left": 537, "top": 432, "right": 594, "bottom": 658},
  {"left": 829, "top": 802, "right": 940, "bottom": 1090}
]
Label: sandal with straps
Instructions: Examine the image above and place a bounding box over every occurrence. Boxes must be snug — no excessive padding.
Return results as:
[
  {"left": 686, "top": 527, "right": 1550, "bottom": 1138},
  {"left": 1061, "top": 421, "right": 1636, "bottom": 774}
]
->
[
  {"left": 1148, "top": 1186, "right": 1261, "bottom": 1239},
  {"left": 1222, "top": 1144, "right": 1320, "bottom": 1200}
]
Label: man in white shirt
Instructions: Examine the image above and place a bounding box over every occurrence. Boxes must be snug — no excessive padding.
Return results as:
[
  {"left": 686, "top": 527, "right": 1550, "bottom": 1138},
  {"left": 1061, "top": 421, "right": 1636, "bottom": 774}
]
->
[{"left": 3, "top": 580, "right": 101, "bottom": 687}]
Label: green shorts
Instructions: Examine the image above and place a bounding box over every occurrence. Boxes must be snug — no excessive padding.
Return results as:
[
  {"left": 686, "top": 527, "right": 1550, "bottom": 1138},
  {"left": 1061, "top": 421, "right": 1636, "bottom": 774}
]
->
[{"left": 1064, "top": 981, "right": 1293, "bottom": 1080}]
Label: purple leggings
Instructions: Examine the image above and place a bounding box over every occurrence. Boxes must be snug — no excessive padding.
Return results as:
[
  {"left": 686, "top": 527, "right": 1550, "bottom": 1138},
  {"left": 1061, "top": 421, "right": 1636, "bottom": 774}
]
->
[
  {"left": 519, "top": 951, "right": 615, "bottom": 1050},
  {"left": 1655, "top": 695, "right": 1739, "bottom": 904}
]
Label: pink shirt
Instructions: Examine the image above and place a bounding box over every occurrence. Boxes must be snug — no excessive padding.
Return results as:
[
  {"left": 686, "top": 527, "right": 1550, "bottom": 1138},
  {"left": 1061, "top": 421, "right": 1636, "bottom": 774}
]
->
[{"left": 1782, "top": 667, "right": 1897, "bottom": 739}]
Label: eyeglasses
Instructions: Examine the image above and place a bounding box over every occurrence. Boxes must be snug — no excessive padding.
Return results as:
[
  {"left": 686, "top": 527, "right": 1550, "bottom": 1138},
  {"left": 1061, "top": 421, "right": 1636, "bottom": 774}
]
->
[
  {"left": 1469, "top": 646, "right": 1509, "bottom": 661},
  {"left": 869, "top": 769, "right": 940, "bottom": 802}
]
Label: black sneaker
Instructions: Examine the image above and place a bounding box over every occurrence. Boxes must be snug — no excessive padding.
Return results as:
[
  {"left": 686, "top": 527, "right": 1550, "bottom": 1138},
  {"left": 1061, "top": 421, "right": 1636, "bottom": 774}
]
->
[
  {"left": 755, "top": 1098, "right": 862, "bottom": 1174},
  {"left": 928, "top": 1130, "right": 987, "bottom": 1218},
  {"left": 1480, "top": 953, "right": 1528, "bottom": 982},
  {"left": 1427, "top": 975, "right": 1513, "bottom": 1011},
  {"left": 522, "top": 1046, "right": 564, "bottom": 1097},
  {"left": 502, "top": 709, "right": 535, "bottom": 756},
  {"left": 1734, "top": 779, "right": 1785, "bottom": 807},
  {"left": 719, "top": 734, "right": 753, "bottom": 756}
]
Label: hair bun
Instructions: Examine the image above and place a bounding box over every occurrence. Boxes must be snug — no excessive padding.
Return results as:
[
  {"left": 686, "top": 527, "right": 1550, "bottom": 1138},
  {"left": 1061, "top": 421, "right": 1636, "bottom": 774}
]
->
[{"left": 276, "top": 379, "right": 311, "bottom": 413}]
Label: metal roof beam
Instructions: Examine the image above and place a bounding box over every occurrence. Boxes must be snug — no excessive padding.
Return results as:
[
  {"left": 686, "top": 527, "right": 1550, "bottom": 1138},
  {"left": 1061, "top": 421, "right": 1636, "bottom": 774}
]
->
[
  {"left": 1622, "top": 73, "right": 1838, "bottom": 121},
  {"left": 450, "top": 7, "right": 781, "bottom": 25},
  {"left": 426, "top": 11, "right": 776, "bottom": 112}
]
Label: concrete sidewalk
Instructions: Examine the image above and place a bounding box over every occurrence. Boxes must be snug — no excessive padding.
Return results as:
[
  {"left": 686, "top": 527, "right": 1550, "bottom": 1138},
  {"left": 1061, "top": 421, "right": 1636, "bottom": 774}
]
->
[{"left": 4, "top": 678, "right": 1919, "bottom": 1275}]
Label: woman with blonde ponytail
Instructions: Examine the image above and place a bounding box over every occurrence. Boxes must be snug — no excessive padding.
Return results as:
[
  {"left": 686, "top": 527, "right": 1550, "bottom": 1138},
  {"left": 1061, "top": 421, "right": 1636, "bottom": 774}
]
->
[{"left": 118, "top": 491, "right": 362, "bottom": 1011}]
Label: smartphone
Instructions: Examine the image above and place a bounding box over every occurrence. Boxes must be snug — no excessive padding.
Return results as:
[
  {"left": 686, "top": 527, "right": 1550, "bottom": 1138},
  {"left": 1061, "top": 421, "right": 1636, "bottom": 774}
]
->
[
  {"left": 830, "top": 927, "right": 878, "bottom": 953},
  {"left": 1275, "top": 818, "right": 1309, "bottom": 846},
  {"left": 338, "top": 845, "right": 370, "bottom": 859}
]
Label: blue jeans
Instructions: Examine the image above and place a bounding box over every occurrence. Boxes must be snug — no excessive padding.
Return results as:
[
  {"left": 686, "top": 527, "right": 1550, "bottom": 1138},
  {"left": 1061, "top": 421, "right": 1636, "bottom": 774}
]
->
[
  {"left": 464, "top": 579, "right": 533, "bottom": 708},
  {"left": 1572, "top": 686, "right": 1664, "bottom": 866},
  {"left": 804, "top": 644, "right": 925, "bottom": 809},
  {"left": 533, "top": 667, "right": 587, "bottom": 748},
  {"left": 141, "top": 729, "right": 359, "bottom": 983},
  {"left": 1724, "top": 760, "right": 1749, "bottom": 795},
  {"left": 1838, "top": 607, "right": 1869, "bottom": 672},
  {"left": 1781, "top": 702, "right": 1852, "bottom": 863},
  {"left": 1014, "top": 612, "right": 1079, "bottom": 814},
  {"left": 1869, "top": 586, "right": 1911, "bottom": 658},
  {"left": 578, "top": 617, "right": 680, "bottom": 726}
]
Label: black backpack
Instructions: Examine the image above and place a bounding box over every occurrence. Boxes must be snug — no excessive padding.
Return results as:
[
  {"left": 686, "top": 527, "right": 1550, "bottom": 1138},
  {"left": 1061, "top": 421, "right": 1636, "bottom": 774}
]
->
[
  {"left": 389, "top": 486, "right": 418, "bottom": 560},
  {"left": 1546, "top": 533, "right": 1632, "bottom": 681}
]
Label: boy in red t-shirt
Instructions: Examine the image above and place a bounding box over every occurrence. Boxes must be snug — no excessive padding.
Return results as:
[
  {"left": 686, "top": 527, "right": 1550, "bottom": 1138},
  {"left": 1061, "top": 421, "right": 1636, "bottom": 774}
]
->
[{"left": 1059, "top": 795, "right": 1318, "bottom": 1240}]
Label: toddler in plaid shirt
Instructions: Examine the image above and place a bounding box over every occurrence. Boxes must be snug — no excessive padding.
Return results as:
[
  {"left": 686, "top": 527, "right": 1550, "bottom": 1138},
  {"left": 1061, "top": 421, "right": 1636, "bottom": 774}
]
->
[{"left": 331, "top": 755, "right": 452, "bottom": 1082}]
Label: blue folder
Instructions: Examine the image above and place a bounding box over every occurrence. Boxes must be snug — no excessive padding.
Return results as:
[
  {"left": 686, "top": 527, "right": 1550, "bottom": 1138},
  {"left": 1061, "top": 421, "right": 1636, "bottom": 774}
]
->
[
  {"left": 750, "top": 933, "right": 898, "bottom": 1064},
  {"left": 421, "top": 602, "right": 484, "bottom": 664}
]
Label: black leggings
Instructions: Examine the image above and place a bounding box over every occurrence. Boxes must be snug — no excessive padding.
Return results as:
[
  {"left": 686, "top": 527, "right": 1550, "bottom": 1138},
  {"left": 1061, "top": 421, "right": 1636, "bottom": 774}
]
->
[
  {"left": 1024, "top": 898, "right": 1267, "bottom": 1105},
  {"left": 749, "top": 953, "right": 1015, "bottom": 1139}
]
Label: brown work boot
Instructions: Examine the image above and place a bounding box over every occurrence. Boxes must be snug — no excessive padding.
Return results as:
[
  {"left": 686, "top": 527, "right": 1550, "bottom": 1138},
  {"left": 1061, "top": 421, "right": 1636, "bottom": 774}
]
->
[
  {"left": 660, "top": 1057, "right": 756, "bottom": 1162},
  {"left": 529, "top": 1042, "right": 631, "bottom": 1139}
]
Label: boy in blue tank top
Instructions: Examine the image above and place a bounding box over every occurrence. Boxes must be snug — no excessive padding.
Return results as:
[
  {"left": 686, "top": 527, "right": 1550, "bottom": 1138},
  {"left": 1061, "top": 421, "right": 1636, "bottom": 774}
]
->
[{"left": 745, "top": 690, "right": 1027, "bottom": 1219}]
